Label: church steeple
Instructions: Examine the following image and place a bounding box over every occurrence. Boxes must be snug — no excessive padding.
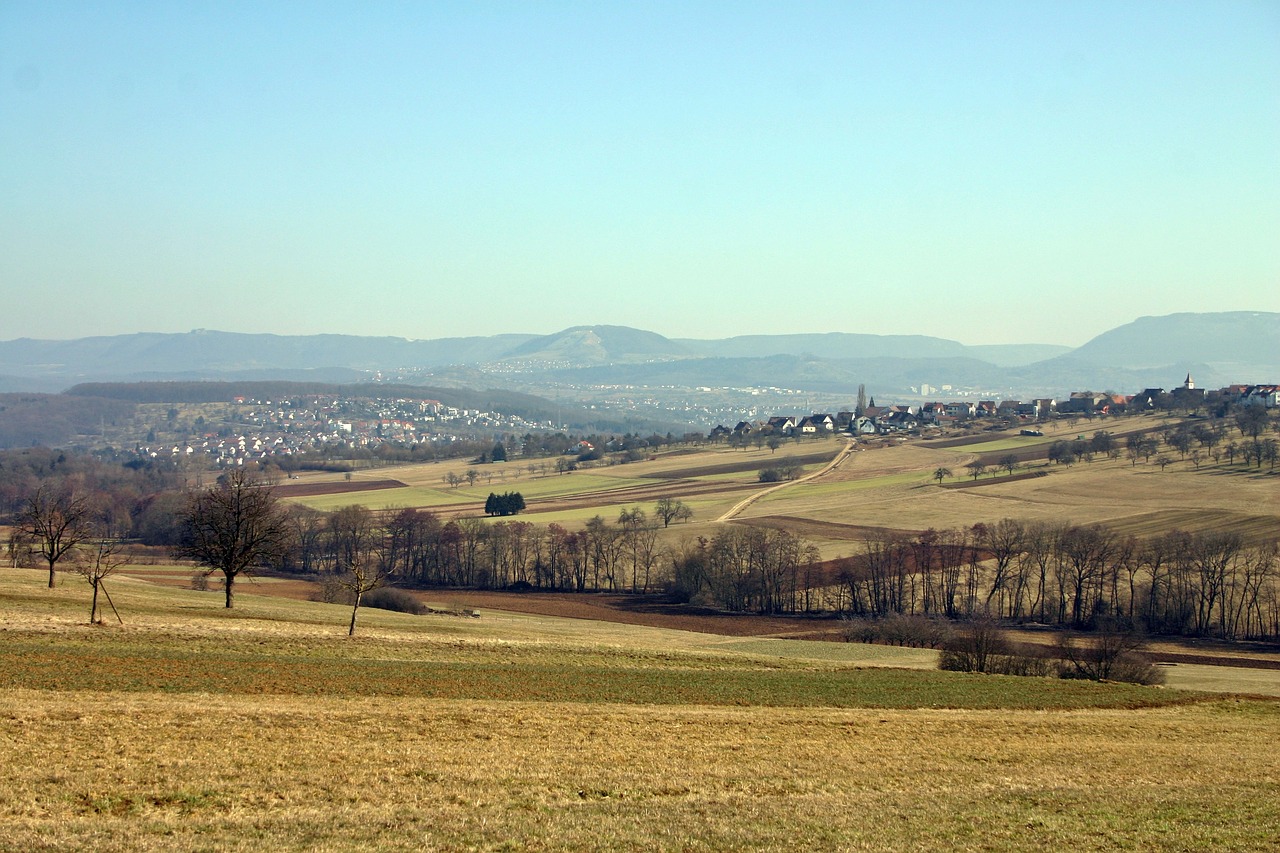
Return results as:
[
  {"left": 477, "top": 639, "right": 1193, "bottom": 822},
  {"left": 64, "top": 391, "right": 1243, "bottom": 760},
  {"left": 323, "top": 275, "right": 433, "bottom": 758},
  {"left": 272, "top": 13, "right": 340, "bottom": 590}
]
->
[{"left": 1184, "top": 373, "right": 1195, "bottom": 390}]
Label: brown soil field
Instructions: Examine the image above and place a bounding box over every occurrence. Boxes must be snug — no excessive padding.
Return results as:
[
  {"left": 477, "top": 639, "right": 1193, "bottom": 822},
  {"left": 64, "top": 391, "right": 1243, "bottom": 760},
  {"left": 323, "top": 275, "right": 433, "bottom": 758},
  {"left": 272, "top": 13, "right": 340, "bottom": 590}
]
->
[
  {"left": 272, "top": 478, "right": 408, "bottom": 497},
  {"left": 923, "top": 416, "right": 1159, "bottom": 450},
  {"left": 642, "top": 449, "right": 835, "bottom": 479},
  {"left": 728, "top": 514, "right": 918, "bottom": 543},
  {"left": 940, "top": 470, "right": 1049, "bottom": 488},
  {"left": 433, "top": 589, "right": 849, "bottom": 640}
]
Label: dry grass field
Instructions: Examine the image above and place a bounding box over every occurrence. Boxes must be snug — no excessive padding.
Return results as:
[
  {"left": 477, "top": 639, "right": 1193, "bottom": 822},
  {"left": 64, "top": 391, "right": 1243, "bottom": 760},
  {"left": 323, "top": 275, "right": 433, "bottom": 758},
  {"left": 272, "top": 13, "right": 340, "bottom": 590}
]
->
[{"left": 3, "top": 567, "right": 1280, "bottom": 850}]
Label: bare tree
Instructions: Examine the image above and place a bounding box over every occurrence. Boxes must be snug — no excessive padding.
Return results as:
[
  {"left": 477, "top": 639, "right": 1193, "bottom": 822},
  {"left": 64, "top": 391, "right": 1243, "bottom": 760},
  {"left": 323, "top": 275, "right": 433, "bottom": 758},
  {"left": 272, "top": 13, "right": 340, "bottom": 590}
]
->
[
  {"left": 326, "top": 505, "right": 393, "bottom": 636},
  {"left": 174, "top": 469, "right": 291, "bottom": 608},
  {"left": 997, "top": 454, "right": 1019, "bottom": 477},
  {"left": 976, "top": 518, "right": 1026, "bottom": 615},
  {"left": 339, "top": 548, "right": 391, "bottom": 637},
  {"left": 76, "top": 535, "right": 130, "bottom": 624},
  {"left": 1057, "top": 618, "right": 1163, "bottom": 684},
  {"left": 17, "top": 487, "right": 92, "bottom": 588},
  {"left": 933, "top": 467, "right": 952, "bottom": 485},
  {"left": 654, "top": 497, "right": 692, "bottom": 528}
]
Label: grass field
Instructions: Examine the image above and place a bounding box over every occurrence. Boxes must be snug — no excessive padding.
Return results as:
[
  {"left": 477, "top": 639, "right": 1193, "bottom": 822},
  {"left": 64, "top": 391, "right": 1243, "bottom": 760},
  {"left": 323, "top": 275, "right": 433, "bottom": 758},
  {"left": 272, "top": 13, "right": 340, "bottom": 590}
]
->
[{"left": 3, "top": 567, "right": 1280, "bottom": 850}]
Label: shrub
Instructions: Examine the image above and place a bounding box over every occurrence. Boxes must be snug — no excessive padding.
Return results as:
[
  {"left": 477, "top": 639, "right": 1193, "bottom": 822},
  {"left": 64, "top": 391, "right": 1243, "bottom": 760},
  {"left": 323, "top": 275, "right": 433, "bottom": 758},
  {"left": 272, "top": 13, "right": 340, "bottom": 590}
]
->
[
  {"left": 310, "top": 575, "right": 353, "bottom": 605},
  {"left": 1057, "top": 620, "right": 1166, "bottom": 685},
  {"left": 939, "top": 617, "right": 1011, "bottom": 673},
  {"left": 842, "top": 614, "right": 954, "bottom": 649},
  {"left": 361, "top": 587, "right": 428, "bottom": 615}
]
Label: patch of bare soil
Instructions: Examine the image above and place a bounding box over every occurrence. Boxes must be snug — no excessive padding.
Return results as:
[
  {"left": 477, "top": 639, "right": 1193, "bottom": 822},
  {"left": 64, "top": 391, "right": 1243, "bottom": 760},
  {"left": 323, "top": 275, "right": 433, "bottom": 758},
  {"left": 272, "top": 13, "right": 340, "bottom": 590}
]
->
[
  {"left": 448, "top": 590, "right": 847, "bottom": 639},
  {"left": 273, "top": 479, "right": 408, "bottom": 497},
  {"left": 940, "top": 471, "right": 1049, "bottom": 489},
  {"left": 734, "top": 515, "right": 918, "bottom": 542},
  {"left": 642, "top": 450, "right": 835, "bottom": 480}
]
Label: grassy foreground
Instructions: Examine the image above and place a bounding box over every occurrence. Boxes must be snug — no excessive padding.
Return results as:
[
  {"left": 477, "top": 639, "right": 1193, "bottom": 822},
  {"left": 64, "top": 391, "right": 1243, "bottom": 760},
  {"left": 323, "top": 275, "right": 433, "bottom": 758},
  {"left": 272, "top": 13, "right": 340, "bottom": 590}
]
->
[{"left": 2, "top": 568, "right": 1279, "bottom": 850}]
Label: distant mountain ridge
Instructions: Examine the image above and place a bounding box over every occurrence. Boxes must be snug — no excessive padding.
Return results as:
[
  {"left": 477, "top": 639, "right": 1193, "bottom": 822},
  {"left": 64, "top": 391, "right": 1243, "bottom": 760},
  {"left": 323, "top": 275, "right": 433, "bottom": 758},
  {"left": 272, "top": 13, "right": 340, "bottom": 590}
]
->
[
  {"left": 1053, "top": 312, "right": 1279, "bottom": 370},
  {"left": 1, "top": 312, "right": 1276, "bottom": 395}
]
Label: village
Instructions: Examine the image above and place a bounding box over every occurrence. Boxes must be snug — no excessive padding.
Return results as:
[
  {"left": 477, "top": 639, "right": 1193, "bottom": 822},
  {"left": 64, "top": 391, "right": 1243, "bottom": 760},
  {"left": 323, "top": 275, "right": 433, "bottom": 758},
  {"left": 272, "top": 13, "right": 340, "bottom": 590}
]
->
[
  {"left": 133, "top": 393, "right": 556, "bottom": 467},
  {"left": 709, "top": 376, "right": 1280, "bottom": 440}
]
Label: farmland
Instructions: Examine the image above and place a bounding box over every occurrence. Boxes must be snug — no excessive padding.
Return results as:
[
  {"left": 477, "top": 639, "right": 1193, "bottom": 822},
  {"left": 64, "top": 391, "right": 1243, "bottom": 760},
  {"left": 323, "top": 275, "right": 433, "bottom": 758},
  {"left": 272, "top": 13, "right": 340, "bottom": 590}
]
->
[
  {"left": 4, "top": 412, "right": 1280, "bottom": 849},
  {"left": 2, "top": 567, "right": 1279, "bottom": 851},
  {"left": 277, "top": 414, "right": 1280, "bottom": 560}
]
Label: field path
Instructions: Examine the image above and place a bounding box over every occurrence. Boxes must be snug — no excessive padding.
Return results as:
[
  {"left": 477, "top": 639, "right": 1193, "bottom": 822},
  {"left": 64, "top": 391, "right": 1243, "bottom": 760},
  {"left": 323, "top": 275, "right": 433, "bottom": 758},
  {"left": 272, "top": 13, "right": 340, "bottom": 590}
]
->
[{"left": 717, "top": 438, "right": 856, "bottom": 522}]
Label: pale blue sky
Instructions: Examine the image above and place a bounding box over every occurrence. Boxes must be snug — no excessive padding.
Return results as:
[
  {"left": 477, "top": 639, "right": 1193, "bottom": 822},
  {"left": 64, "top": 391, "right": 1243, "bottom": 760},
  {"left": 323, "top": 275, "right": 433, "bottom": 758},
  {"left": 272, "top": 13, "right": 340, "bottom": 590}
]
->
[{"left": 2, "top": 1, "right": 1277, "bottom": 345}]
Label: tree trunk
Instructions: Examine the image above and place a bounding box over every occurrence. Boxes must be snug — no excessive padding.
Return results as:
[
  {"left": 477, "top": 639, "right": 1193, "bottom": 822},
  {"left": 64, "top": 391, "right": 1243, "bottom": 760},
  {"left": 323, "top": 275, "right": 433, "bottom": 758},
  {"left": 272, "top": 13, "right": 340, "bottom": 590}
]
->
[
  {"left": 224, "top": 572, "right": 235, "bottom": 608},
  {"left": 47, "top": 559, "right": 56, "bottom": 588},
  {"left": 90, "top": 579, "right": 100, "bottom": 623},
  {"left": 348, "top": 590, "right": 363, "bottom": 636}
]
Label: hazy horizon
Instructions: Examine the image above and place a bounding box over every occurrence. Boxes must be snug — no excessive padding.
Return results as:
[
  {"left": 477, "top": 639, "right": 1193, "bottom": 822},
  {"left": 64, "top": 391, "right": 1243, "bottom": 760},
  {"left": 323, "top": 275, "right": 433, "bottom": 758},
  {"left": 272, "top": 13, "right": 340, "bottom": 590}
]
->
[{"left": 3, "top": 3, "right": 1277, "bottom": 346}]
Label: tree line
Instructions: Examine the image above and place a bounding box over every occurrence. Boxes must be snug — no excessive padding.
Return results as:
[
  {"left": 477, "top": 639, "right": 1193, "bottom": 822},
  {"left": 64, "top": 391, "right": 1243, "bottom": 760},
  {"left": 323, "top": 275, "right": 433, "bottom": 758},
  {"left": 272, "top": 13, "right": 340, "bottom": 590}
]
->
[{"left": 778, "top": 521, "right": 1275, "bottom": 641}]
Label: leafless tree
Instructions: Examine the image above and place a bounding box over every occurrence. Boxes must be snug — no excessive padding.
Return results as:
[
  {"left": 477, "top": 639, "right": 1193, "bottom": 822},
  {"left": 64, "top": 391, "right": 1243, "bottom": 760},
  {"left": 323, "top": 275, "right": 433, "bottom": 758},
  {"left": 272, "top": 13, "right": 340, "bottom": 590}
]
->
[
  {"left": 17, "top": 487, "right": 92, "bottom": 588},
  {"left": 76, "top": 534, "right": 130, "bottom": 623},
  {"left": 654, "top": 497, "right": 692, "bottom": 528},
  {"left": 174, "top": 469, "right": 290, "bottom": 608}
]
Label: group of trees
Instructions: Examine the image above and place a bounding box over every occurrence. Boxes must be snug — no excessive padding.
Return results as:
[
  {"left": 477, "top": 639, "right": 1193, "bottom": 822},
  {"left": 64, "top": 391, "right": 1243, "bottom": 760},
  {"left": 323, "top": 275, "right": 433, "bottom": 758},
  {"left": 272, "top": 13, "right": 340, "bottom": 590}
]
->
[
  {"left": 1036, "top": 422, "right": 1280, "bottom": 472},
  {"left": 828, "top": 521, "right": 1279, "bottom": 640},
  {"left": 483, "top": 492, "right": 525, "bottom": 517},
  {"left": 669, "top": 526, "right": 823, "bottom": 614},
  {"left": 281, "top": 501, "right": 687, "bottom": 595},
  {"left": 663, "top": 517, "right": 1279, "bottom": 640},
  {"left": 758, "top": 461, "right": 804, "bottom": 483},
  {"left": 8, "top": 485, "right": 133, "bottom": 623}
]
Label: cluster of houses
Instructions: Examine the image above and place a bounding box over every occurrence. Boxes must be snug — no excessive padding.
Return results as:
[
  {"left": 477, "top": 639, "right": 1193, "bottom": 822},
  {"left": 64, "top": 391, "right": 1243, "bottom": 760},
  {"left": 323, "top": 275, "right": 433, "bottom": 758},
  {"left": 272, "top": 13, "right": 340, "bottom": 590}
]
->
[
  {"left": 136, "top": 394, "right": 555, "bottom": 466},
  {"left": 709, "top": 377, "right": 1280, "bottom": 440}
]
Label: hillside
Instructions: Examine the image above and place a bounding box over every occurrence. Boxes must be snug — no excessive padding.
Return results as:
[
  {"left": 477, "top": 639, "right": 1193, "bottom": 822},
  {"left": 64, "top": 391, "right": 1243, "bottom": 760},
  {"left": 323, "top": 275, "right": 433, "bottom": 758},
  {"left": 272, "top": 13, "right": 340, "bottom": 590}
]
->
[{"left": 1032, "top": 312, "right": 1280, "bottom": 386}]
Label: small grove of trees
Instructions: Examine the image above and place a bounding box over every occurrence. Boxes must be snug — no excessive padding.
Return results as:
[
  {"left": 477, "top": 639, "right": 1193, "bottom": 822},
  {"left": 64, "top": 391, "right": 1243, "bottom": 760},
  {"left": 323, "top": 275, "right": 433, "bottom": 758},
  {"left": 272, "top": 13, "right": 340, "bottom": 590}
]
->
[
  {"left": 484, "top": 492, "right": 525, "bottom": 517},
  {"left": 293, "top": 504, "right": 668, "bottom": 594},
  {"left": 758, "top": 461, "right": 803, "bottom": 483},
  {"left": 669, "top": 526, "right": 822, "bottom": 614}
]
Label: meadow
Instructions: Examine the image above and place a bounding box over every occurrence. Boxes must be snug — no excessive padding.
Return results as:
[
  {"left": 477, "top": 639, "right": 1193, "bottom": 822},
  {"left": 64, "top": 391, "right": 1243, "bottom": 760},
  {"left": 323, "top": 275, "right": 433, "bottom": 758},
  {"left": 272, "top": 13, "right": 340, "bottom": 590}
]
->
[{"left": 3, "top": 567, "right": 1280, "bottom": 850}]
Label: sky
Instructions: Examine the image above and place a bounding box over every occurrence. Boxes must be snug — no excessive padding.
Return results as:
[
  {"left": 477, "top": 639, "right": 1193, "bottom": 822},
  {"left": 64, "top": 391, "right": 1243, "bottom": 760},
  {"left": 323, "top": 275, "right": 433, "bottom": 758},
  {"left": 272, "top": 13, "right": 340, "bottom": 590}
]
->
[{"left": 2, "top": 2, "right": 1277, "bottom": 347}]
